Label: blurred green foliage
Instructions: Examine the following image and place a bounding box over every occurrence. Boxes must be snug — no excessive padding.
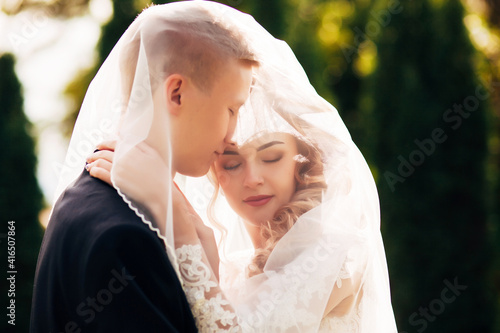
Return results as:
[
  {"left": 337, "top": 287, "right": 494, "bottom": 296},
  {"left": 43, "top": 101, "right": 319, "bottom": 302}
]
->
[
  {"left": 0, "top": 53, "right": 44, "bottom": 333},
  {"left": 363, "top": 1, "right": 497, "bottom": 331}
]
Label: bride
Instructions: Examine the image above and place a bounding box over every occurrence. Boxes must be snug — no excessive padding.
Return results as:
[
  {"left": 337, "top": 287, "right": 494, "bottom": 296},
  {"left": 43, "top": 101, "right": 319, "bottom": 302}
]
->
[
  {"left": 86, "top": 1, "right": 397, "bottom": 331},
  {"left": 90, "top": 124, "right": 396, "bottom": 332}
]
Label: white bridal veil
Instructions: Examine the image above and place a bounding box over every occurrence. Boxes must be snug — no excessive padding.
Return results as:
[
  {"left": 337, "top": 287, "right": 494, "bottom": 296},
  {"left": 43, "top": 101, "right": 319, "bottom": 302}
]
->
[{"left": 55, "top": 1, "right": 397, "bottom": 331}]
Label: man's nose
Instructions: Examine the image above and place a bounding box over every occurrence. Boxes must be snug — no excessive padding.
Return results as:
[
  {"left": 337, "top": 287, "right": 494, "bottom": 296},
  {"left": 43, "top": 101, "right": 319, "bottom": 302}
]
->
[
  {"left": 216, "top": 140, "right": 236, "bottom": 155},
  {"left": 217, "top": 117, "right": 238, "bottom": 154},
  {"left": 225, "top": 113, "right": 238, "bottom": 142}
]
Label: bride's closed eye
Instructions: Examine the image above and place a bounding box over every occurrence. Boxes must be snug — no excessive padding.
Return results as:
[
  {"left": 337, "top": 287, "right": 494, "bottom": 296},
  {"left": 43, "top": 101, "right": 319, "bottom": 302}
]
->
[
  {"left": 262, "top": 155, "right": 282, "bottom": 163},
  {"left": 223, "top": 162, "right": 241, "bottom": 170},
  {"left": 260, "top": 150, "right": 283, "bottom": 163}
]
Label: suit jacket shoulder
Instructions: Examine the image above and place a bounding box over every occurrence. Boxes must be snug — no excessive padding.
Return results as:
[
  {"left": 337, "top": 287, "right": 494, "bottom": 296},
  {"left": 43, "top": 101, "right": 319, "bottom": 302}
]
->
[{"left": 31, "top": 170, "right": 197, "bottom": 333}]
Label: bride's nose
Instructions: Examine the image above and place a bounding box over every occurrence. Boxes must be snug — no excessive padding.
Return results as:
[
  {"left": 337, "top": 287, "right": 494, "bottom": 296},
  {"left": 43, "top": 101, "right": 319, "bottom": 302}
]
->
[{"left": 243, "top": 162, "right": 264, "bottom": 188}]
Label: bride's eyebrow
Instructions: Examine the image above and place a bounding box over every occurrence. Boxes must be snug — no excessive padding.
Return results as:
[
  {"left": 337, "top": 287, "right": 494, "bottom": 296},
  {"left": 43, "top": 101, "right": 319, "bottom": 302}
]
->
[
  {"left": 257, "top": 141, "right": 284, "bottom": 151},
  {"left": 222, "top": 140, "right": 284, "bottom": 155}
]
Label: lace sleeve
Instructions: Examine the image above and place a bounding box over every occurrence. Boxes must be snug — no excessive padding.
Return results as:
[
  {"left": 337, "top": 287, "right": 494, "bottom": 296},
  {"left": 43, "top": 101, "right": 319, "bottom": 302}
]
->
[{"left": 175, "top": 244, "right": 241, "bottom": 333}]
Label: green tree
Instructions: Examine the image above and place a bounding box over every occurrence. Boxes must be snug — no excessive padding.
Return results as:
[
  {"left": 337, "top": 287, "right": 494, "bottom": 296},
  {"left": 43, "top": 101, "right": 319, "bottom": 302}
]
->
[
  {"left": 319, "top": 0, "right": 373, "bottom": 146},
  {"left": 362, "top": 1, "right": 496, "bottom": 331},
  {"left": 0, "top": 53, "right": 44, "bottom": 333},
  {"left": 473, "top": 2, "right": 500, "bottom": 328},
  {"left": 240, "top": 0, "right": 289, "bottom": 40}
]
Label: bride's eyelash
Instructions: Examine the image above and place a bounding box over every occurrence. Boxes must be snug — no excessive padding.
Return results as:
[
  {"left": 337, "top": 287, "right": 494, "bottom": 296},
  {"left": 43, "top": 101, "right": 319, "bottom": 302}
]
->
[
  {"left": 263, "top": 156, "right": 282, "bottom": 163},
  {"left": 224, "top": 163, "right": 241, "bottom": 170}
]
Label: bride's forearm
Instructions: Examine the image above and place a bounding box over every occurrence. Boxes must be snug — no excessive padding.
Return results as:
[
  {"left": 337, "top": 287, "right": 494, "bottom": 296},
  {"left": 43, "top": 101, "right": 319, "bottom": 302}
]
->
[
  {"left": 175, "top": 242, "right": 240, "bottom": 331},
  {"left": 195, "top": 224, "right": 220, "bottom": 281},
  {"left": 173, "top": 207, "right": 220, "bottom": 280}
]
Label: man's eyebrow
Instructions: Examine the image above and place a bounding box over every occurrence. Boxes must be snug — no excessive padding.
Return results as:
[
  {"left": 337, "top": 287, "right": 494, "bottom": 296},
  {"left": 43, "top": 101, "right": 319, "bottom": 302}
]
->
[{"left": 257, "top": 141, "right": 285, "bottom": 151}]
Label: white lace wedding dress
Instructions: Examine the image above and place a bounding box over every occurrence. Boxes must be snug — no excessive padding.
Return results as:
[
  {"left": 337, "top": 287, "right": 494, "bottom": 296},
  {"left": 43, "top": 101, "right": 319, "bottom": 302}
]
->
[{"left": 175, "top": 244, "right": 364, "bottom": 333}]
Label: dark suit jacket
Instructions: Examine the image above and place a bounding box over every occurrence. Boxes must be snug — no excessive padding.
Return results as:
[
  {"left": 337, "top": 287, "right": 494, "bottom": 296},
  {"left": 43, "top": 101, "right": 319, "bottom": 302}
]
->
[{"left": 30, "top": 170, "right": 197, "bottom": 333}]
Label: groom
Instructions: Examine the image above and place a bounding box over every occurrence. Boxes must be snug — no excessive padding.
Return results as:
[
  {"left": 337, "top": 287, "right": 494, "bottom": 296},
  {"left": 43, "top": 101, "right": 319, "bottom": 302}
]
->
[{"left": 30, "top": 6, "right": 256, "bottom": 333}]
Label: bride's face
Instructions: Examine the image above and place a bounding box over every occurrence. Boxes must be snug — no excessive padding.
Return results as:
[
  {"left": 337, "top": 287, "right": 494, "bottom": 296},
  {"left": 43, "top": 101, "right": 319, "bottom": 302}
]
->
[{"left": 214, "top": 132, "right": 298, "bottom": 227}]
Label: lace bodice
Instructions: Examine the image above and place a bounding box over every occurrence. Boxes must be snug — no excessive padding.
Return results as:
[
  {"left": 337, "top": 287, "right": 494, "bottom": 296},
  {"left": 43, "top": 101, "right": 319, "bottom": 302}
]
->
[
  {"left": 219, "top": 249, "right": 364, "bottom": 332},
  {"left": 319, "top": 306, "right": 361, "bottom": 332}
]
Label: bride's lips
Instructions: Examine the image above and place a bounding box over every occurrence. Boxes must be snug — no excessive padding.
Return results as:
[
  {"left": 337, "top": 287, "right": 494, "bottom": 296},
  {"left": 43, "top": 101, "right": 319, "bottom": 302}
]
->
[{"left": 243, "top": 195, "right": 273, "bottom": 207}]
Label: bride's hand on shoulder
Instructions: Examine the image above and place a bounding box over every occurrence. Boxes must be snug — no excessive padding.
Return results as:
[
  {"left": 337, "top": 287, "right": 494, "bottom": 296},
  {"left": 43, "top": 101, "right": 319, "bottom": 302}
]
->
[{"left": 86, "top": 140, "right": 116, "bottom": 185}]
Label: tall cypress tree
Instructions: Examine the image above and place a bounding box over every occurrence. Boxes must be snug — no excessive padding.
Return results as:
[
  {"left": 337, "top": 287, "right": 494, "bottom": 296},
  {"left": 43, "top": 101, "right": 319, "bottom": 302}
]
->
[
  {"left": 0, "top": 53, "right": 44, "bottom": 333},
  {"left": 322, "top": 0, "right": 373, "bottom": 147},
  {"left": 243, "top": 0, "right": 289, "bottom": 40},
  {"left": 479, "top": 2, "right": 500, "bottom": 328},
  {"left": 363, "top": 1, "right": 496, "bottom": 331}
]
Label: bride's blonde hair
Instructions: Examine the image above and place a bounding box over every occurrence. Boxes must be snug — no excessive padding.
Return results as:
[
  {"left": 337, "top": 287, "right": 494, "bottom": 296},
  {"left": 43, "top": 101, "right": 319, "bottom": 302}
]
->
[{"left": 208, "top": 136, "right": 327, "bottom": 277}]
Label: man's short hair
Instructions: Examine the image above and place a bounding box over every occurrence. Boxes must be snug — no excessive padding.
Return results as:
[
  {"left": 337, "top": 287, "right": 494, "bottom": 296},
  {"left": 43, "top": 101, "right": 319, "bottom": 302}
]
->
[{"left": 120, "top": 5, "right": 258, "bottom": 100}]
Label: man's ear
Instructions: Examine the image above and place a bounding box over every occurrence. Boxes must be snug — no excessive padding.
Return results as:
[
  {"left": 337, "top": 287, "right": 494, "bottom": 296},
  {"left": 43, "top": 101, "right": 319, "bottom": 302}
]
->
[{"left": 164, "top": 74, "right": 184, "bottom": 115}]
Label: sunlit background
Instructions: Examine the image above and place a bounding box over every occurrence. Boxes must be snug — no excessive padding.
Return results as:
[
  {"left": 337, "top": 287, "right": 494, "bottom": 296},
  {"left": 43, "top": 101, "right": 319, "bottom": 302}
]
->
[{"left": 1, "top": 0, "right": 499, "bottom": 332}]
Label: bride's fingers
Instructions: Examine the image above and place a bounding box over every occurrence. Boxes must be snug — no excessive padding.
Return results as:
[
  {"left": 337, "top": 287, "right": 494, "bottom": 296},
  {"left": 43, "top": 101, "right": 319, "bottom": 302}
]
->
[
  {"left": 95, "top": 139, "right": 117, "bottom": 151},
  {"left": 86, "top": 149, "right": 114, "bottom": 164},
  {"left": 88, "top": 166, "right": 112, "bottom": 186},
  {"left": 87, "top": 159, "right": 113, "bottom": 185}
]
